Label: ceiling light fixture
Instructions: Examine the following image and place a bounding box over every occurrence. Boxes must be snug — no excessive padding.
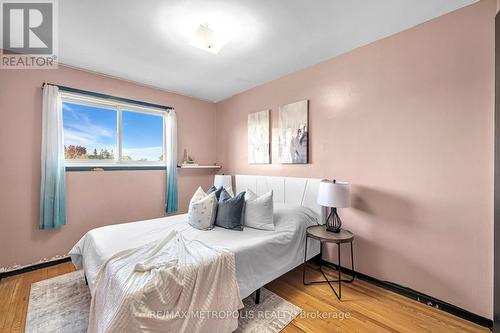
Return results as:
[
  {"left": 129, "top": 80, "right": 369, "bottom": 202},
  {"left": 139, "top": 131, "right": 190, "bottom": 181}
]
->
[{"left": 188, "top": 23, "right": 228, "bottom": 54}]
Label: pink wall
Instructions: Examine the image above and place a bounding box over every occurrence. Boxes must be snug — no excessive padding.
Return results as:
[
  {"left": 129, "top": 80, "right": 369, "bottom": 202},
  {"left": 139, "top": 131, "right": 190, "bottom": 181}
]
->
[
  {"left": 0, "top": 0, "right": 494, "bottom": 320},
  {"left": 0, "top": 66, "right": 217, "bottom": 271},
  {"left": 216, "top": 0, "right": 495, "bottom": 318}
]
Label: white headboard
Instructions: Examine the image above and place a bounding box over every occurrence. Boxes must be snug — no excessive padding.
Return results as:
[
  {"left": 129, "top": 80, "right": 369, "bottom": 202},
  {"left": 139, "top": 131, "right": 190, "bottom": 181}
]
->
[{"left": 235, "top": 175, "right": 325, "bottom": 221}]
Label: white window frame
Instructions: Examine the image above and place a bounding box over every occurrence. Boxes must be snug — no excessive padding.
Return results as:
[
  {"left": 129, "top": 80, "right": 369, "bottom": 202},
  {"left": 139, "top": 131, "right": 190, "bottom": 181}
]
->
[{"left": 61, "top": 92, "right": 167, "bottom": 168}]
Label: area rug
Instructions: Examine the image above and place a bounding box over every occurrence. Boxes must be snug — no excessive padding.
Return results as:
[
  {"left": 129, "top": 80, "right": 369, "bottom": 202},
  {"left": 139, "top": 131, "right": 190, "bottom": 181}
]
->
[{"left": 25, "top": 270, "right": 301, "bottom": 333}]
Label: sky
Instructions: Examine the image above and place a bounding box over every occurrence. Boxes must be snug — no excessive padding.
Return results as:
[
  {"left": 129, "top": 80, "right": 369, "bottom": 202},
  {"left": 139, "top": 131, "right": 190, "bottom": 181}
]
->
[{"left": 63, "top": 102, "right": 163, "bottom": 161}]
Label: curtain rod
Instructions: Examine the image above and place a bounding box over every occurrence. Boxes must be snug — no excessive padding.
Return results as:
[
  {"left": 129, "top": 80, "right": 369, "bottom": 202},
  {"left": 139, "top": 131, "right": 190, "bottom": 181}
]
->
[{"left": 41, "top": 82, "right": 174, "bottom": 111}]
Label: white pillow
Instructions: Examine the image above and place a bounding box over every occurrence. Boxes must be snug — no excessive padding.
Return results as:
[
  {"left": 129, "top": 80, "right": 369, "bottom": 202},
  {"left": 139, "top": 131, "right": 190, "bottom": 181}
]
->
[
  {"left": 244, "top": 189, "right": 274, "bottom": 231},
  {"left": 187, "top": 187, "right": 217, "bottom": 230}
]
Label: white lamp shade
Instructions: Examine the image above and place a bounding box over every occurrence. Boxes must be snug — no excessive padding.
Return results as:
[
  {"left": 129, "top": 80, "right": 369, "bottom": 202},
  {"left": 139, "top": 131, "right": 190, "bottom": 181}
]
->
[
  {"left": 317, "top": 180, "right": 350, "bottom": 208},
  {"left": 214, "top": 174, "right": 232, "bottom": 189}
]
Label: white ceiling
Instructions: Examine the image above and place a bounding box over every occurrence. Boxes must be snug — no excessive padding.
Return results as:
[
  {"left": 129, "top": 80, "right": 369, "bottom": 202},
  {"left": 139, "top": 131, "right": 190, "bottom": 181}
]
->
[{"left": 59, "top": 0, "right": 478, "bottom": 102}]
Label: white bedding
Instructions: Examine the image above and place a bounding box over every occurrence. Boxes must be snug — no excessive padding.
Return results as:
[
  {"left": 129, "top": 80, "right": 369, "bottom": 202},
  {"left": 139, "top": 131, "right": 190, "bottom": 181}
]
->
[
  {"left": 70, "top": 203, "right": 321, "bottom": 299},
  {"left": 89, "top": 231, "right": 242, "bottom": 333}
]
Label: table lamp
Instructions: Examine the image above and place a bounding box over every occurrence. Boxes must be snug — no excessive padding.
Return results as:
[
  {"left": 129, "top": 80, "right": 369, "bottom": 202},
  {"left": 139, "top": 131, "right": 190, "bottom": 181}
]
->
[{"left": 317, "top": 179, "right": 350, "bottom": 233}]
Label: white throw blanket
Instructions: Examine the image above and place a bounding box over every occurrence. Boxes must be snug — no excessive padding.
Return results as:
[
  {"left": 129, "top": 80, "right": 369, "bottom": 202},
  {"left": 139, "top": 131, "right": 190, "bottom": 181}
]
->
[{"left": 88, "top": 231, "right": 243, "bottom": 333}]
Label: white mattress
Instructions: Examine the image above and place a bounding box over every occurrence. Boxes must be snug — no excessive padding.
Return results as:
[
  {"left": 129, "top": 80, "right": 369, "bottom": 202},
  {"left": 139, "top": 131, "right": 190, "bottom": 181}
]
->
[{"left": 69, "top": 203, "right": 321, "bottom": 299}]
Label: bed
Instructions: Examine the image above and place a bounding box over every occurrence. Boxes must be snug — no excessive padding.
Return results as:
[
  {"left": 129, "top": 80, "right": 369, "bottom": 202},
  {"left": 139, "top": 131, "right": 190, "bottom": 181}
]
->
[{"left": 69, "top": 175, "right": 324, "bottom": 300}]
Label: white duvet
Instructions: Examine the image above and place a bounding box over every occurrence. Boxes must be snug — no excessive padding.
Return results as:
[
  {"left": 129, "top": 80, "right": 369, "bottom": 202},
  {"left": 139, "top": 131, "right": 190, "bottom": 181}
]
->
[{"left": 70, "top": 203, "right": 321, "bottom": 299}]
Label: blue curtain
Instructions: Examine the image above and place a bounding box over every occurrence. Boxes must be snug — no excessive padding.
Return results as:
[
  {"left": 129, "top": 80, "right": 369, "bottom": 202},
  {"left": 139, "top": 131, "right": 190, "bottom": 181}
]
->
[
  {"left": 40, "top": 85, "right": 66, "bottom": 229},
  {"left": 165, "top": 109, "right": 178, "bottom": 213}
]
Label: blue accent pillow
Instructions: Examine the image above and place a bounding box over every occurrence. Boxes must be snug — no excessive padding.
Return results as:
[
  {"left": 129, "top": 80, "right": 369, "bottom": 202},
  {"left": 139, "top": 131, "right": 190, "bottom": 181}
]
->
[
  {"left": 207, "top": 186, "right": 223, "bottom": 200},
  {"left": 215, "top": 189, "right": 246, "bottom": 231}
]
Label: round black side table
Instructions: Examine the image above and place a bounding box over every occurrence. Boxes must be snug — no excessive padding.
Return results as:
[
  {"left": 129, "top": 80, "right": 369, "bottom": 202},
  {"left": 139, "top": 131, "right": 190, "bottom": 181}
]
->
[{"left": 303, "top": 225, "right": 355, "bottom": 300}]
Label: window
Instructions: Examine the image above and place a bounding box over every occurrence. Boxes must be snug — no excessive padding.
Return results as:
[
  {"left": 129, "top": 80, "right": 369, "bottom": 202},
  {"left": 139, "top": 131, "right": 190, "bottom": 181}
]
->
[
  {"left": 63, "top": 101, "right": 117, "bottom": 161},
  {"left": 122, "top": 110, "right": 164, "bottom": 162},
  {"left": 62, "top": 93, "right": 166, "bottom": 167}
]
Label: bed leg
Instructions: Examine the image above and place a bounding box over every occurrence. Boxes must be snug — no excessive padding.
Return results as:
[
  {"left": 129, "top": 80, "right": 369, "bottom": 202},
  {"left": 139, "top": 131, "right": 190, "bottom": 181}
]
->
[
  {"left": 255, "top": 288, "right": 261, "bottom": 304},
  {"left": 85, "top": 274, "right": 88, "bottom": 286}
]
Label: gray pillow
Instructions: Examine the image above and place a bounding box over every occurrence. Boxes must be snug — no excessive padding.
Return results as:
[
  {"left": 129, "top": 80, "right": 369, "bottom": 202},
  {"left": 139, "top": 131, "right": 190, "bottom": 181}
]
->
[
  {"left": 207, "top": 186, "right": 223, "bottom": 200},
  {"left": 215, "top": 189, "right": 245, "bottom": 231}
]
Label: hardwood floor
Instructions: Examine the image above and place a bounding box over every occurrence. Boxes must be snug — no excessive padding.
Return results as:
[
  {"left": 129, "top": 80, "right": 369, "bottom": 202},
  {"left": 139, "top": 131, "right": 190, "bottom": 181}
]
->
[
  {"left": 0, "top": 262, "right": 489, "bottom": 333},
  {"left": 269, "top": 268, "right": 489, "bottom": 333},
  {"left": 0, "top": 263, "right": 75, "bottom": 333}
]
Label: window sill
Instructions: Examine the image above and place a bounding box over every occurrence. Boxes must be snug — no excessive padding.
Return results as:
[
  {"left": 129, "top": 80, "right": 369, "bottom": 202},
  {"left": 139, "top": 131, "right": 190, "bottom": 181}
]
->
[{"left": 65, "top": 165, "right": 166, "bottom": 172}]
